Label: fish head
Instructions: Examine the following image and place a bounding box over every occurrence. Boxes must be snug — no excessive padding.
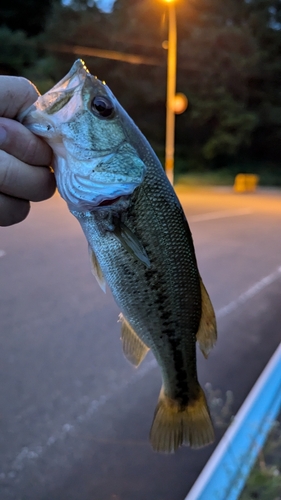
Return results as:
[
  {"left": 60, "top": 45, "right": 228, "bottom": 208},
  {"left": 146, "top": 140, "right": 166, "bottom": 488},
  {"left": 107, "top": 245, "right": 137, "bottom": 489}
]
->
[{"left": 18, "top": 60, "right": 146, "bottom": 212}]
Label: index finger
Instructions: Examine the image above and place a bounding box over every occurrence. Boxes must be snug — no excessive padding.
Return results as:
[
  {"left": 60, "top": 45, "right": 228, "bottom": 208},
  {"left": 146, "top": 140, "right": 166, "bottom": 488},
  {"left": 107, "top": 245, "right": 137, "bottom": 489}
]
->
[{"left": 0, "top": 76, "right": 39, "bottom": 118}]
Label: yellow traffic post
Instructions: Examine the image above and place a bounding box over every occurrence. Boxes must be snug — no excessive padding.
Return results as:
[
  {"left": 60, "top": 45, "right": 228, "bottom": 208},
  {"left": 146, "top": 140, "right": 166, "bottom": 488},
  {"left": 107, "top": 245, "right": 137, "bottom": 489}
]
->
[{"left": 234, "top": 174, "right": 259, "bottom": 193}]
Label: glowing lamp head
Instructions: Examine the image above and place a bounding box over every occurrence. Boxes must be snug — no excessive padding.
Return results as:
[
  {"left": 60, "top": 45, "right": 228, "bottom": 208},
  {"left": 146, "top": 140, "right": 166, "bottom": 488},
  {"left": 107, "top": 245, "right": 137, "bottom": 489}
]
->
[{"left": 172, "top": 93, "right": 188, "bottom": 114}]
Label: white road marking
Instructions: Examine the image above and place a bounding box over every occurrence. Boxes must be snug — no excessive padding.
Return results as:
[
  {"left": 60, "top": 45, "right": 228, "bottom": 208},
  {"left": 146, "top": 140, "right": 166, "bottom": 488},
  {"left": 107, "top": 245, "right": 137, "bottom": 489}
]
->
[
  {"left": 216, "top": 266, "right": 281, "bottom": 318},
  {"left": 5, "top": 266, "right": 281, "bottom": 478},
  {"left": 0, "top": 250, "right": 6, "bottom": 258},
  {"left": 189, "top": 208, "right": 253, "bottom": 223}
]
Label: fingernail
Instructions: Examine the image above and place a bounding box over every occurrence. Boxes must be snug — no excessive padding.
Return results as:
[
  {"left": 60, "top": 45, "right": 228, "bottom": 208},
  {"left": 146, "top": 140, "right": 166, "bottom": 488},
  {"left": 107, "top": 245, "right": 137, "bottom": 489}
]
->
[{"left": 0, "top": 126, "right": 7, "bottom": 145}]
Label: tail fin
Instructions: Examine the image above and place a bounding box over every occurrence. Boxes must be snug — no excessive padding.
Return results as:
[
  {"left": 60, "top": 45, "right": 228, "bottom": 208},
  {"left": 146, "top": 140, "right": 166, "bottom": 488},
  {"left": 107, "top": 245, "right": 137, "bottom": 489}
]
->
[{"left": 150, "top": 385, "right": 214, "bottom": 453}]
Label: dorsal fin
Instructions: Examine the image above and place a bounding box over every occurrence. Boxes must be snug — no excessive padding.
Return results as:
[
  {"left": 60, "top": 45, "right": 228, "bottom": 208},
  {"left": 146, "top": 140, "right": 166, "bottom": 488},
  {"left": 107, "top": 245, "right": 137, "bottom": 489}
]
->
[
  {"left": 118, "top": 313, "right": 149, "bottom": 367},
  {"left": 196, "top": 278, "right": 217, "bottom": 358},
  {"left": 88, "top": 245, "right": 106, "bottom": 293}
]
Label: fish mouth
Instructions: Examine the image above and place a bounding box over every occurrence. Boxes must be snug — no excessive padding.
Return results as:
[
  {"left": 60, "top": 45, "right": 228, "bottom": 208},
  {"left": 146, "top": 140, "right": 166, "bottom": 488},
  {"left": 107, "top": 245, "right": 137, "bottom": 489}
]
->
[
  {"left": 17, "top": 60, "right": 89, "bottom": 134},
  {"left": 48, "top": 59, "right": 89, "bottom": 93}
]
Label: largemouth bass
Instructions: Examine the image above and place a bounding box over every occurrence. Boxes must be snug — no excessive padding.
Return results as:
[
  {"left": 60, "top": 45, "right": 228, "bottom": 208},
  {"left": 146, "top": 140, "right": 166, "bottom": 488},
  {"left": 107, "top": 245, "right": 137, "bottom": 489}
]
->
[{"left": 19, "top": 60, "right": 217, "bottom": 453}]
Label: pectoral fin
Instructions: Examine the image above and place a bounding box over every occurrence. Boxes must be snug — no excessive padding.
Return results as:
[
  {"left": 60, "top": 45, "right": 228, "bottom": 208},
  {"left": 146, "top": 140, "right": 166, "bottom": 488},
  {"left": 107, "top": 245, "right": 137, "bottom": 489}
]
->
[
  {"left": 196, "top": 278, "right": 217, "bottom": 359},
  {"left": 88, "top": 245, "right": 106, "bottom": 293},
  {"left": 118, "top": 313, "right": 150, "bottom": 367},
  {"left": 113, "top": 222, "right": 151, "bottom": 268}
]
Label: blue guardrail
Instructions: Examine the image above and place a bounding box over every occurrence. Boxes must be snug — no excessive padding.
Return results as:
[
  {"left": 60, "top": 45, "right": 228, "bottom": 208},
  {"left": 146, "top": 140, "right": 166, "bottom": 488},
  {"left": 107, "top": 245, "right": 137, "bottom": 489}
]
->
[{"left": 185, "top": 343, "right": 281, "bottom": 500}]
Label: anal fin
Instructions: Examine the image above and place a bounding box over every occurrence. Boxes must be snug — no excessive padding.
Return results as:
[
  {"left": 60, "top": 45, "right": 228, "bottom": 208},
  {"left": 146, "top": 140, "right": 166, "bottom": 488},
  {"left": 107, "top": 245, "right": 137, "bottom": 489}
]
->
[
  {"left": 196, "top": 277, "right": 217, "bottom": 358},
  {"left": 88, "top": 244, "right": 106, "bottom": 293},
  {"left": 118, "top": 313, "right": 149, "bottom": 367}
]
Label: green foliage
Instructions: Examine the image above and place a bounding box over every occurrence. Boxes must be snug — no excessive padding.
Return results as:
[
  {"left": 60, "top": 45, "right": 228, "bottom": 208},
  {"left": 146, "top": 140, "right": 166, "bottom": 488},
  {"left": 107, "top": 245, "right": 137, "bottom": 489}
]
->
[
  {"left": 241, "top": 469, "right": 281, "bottom": 500},
  {"left": 176, "top": 161, "right": 281, "bottom": 186},
  {"left": 43, "top": 0, "right": 167, "bottom": 143},
  {"left": 240, "top": 420, "right": 281, "bottom": 500},
  {"left": 23, "top": 56, "right": 61, "bottom": 94},
  {"left": 1, "top": 0, "right": 58, "bottom": 36},
  {"left": 0, "top": 27, "right": 57, "bottom": 92},
  {"left": 1, "top": 0, "right": 281, "bottom": 179},
  {"left": 0, "top": 27, "right": 37, "bottom": 75},
  {"left": 202, "top": 101, "right": 258, "bottom": 159}
]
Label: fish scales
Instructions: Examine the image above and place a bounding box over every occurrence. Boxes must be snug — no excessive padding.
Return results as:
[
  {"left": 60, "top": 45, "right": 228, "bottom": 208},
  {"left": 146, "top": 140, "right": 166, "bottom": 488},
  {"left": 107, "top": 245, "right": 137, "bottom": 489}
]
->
[
  {"left": 19, "top": 59, "right": 217, "bottom": 453},
  {"left": 76, "top": 176, "right": 201, "bottom": 404}
]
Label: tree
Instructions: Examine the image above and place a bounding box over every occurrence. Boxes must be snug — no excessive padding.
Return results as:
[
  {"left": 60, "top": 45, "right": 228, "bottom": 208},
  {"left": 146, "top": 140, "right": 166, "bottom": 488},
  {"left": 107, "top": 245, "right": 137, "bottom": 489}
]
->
[
  {"left": 36, "top": 0, "right": 281, "bottom": 172},
  {"left": 0, "top": 27, "right": 37, "bottom": 75},
  {"left": 175, "top": 1, "right": 260, "bottom": 162},
  {"left": 1, "top": 0, "right": 58, "bottom": 37}
]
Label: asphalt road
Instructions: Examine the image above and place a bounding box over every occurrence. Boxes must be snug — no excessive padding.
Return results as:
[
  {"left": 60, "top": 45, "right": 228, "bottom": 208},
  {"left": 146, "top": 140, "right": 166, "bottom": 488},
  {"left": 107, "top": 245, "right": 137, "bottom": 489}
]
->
[{"left": 0, "top": 187, "right": 281, "bottom": 500}]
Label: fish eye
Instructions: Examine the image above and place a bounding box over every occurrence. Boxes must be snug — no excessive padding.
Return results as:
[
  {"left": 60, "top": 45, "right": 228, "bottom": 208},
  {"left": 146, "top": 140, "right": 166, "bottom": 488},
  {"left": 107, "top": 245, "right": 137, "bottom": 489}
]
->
[{"left": 91, "top": 96, "right": 114, "bottom": 118}]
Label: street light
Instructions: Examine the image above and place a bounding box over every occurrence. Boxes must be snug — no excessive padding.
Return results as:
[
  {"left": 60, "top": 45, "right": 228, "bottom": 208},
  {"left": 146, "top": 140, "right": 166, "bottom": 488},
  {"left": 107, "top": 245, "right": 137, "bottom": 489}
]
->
[
  {"left": 163, "top": 0, "right": 188, "bottom": 186},
  {"left": 164, "top": 0, "right": 177, "bottom": 186}
]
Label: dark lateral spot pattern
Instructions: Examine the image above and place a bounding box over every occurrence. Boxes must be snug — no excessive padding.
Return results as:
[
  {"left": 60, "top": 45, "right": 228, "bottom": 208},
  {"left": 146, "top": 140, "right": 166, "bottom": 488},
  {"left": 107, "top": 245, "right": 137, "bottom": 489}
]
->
[
  {"left": 89, "top": 167, "right": 202, "bottom": 409},
  {"left": 147, "top": 275, "right": 192, "bottom": 405}
]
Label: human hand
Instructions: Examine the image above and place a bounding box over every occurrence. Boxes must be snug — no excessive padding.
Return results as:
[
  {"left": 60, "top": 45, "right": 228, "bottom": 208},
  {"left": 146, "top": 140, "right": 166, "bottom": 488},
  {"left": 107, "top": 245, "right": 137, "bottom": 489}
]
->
[{"left": 0, "top": 76, "right": 56, "bottom": 226}]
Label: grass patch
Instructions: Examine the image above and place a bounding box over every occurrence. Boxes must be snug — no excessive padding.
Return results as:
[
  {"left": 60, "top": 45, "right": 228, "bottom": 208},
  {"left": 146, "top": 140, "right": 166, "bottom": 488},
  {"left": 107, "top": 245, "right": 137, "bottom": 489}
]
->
[
  {"left": 175, "top": 171, "right": 235, "bottom": 187},
  {"left": 239, "top": 419, "right": 281, "bottom": 500},
  {"left": 173, "top": 161, "right": 281, "bottom": 187}
]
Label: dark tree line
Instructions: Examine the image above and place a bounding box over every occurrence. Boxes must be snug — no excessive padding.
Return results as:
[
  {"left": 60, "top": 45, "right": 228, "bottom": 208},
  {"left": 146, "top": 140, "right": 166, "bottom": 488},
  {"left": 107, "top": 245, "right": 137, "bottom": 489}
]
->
[
  {"left": 1, "top": 0, "right": 58, "bottom": 36},
  {"left": 1, "top": 0, "right": 281, "bottom": 179}
]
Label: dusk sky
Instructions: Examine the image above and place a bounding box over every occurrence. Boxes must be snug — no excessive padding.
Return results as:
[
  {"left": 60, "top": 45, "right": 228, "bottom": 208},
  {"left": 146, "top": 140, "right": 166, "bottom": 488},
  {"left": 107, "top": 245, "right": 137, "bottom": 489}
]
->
[{"left": 62, "top": 0, "right": 116, "bottom": 12}]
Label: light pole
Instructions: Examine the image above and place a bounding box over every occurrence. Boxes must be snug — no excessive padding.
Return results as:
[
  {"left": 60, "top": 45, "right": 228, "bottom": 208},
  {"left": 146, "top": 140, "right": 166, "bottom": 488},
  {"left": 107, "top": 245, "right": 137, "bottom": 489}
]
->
[{"left": 164, "top": 0, "right": 177, "bottom": 186}]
